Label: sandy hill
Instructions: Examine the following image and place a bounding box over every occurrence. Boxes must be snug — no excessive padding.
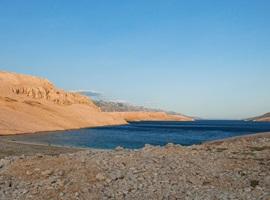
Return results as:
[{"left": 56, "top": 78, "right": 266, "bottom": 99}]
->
[
  {"left": 0, "top": 71, "right": 126, "bottom": 135},
  {"left": 107, "top": 112, "right": 192, "bottom": 122},
  {"left": 248, "top": 112, "right": 270, "bottom": 122},
  {"left": 0, "top": 71, "right": 192, "bottom": 135}
]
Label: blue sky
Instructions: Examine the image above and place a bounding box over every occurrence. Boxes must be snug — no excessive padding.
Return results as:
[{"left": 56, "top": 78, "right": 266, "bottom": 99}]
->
[{"left": 0, "top": 0, "right": 270, "bottom": 119}]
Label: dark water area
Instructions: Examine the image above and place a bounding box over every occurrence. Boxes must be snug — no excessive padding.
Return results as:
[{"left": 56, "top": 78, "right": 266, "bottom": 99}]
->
[{"left": 4, "top": 120, "right": 270, "bottom": 149}]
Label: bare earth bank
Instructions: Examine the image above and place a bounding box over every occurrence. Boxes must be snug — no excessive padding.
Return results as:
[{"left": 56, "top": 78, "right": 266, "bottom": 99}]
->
[{"left": 0, "top": 133, "right": 269, "bottom": 200}]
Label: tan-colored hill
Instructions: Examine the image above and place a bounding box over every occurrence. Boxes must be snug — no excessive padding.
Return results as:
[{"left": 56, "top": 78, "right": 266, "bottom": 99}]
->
[
  {"left": 0, "top": 71, "right": 192, "bottom": 135},
  {"left": 0, "top": 71, "right": 127, "bottom": 135},
  {"left": 108, "top": 112, "right": 193, "bottom": 122},
  {"left": 248, "top": 112, "right": 270, "bottom": 122},
  {"left": 258, "top": 117, "right": 270, "bottom": 122}
]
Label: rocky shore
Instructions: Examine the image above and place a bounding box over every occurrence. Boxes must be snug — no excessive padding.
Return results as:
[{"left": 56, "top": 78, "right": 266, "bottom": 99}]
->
[
  {"left": 0, "top": 139, "right": 79, "bottom": 159},
  {"left": 0, "top": 133, "right": 269, "bottom": 200}
]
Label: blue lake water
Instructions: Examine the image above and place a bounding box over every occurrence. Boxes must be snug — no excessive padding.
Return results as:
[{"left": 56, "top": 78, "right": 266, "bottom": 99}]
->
[{"left": 4, "top": 120, "right": 270, "bottom": 149}]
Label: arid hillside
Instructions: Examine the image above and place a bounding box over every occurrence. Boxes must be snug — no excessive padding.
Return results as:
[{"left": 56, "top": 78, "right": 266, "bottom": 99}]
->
[
  {"left": 108, "top": 112, "right": 192, "bottom": 122},
  {"left": 0, "top": 71, "right": 192, "bottom": 135},
  {"left": 0, "top": 71, "right": 127, "bottom": 135},
  {"left": 248, "top": 112, "right": 270, "bottom": 122}
]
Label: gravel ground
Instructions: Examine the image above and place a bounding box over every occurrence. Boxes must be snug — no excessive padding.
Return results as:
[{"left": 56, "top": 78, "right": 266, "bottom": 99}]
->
[
  {"left": 0, "top": 133, "right": 269, "bottom": 200},
  {"left": 0, "top": 139, "right": 79, "bottom": 159}
]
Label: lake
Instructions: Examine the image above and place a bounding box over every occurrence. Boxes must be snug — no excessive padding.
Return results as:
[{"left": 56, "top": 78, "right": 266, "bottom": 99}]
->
[{"left": 4, "top": 120, "right": 270, "bottom": 149}]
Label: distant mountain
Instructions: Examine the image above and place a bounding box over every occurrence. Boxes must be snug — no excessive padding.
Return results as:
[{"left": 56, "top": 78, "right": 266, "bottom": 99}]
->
[
  {"left": 76, "top": 91, "right": 194, "bottom": 121},
  {"left": 248, "top": 112, "right": 270, "bottom": 122},
  {"left": 72, "top": 90, "right": 103, "bottom": 100},
  {"left": 93, "top": 99, "right": 188, "bottom": 116}
]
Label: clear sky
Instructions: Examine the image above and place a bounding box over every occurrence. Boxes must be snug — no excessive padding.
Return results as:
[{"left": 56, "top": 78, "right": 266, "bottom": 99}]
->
[{"left": 0, "top": 0, "right": 270, "bottom": 119}]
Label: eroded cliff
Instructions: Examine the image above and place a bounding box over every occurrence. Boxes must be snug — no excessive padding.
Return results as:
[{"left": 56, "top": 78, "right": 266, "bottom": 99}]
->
[{"left": 0, "top": 71, "right": 192, "bottom": 135}]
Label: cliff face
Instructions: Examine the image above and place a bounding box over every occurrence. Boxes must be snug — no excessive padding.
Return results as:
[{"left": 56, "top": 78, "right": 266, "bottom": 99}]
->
[
  {"left": 0, "top": 71, "right": 193, "bottom": 135},
  {"left": 0, "top": 71, "right": 126, "bottom": 135},
  {"left": 0, "top": 72, "right": 98, "bottom": 107}
]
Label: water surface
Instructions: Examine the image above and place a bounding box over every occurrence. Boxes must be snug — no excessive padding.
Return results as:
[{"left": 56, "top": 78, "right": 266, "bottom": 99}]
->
[{"left": 4, "top": 120, "right": 270, "bottom": 149}]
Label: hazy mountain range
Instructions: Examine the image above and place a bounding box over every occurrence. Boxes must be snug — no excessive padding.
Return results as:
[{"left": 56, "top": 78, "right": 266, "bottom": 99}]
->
[{"left": 77, "top": 90, "right": 187, "bottom": 115}]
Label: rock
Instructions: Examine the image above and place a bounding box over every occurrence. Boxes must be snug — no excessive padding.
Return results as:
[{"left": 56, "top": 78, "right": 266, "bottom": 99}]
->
[
  {"left": 0, "top": 133, "right": 269, "bottom": 199},
  {"left": 105, "top": 178, "right": 112, "bottom": 184},
  {"left": 165, "top": 143, "right": 175, "bottom": 148},
  {"left": 41, "top": 170, "right": 53, "bottom": 176},
  {"left": 22, "top": 189, "right": 28, "bottom": 194},
  {"left": 96, "top": 173, "right": 106, "bottom": 181},
  {"left": 57, "top": 170, "right": 65, "bottom": 176},
  {"left": 49, "top": 177, "right": 57, "bottom": 184},
  {"left": 26, "top": 171, "right": 32, "bottom": 176},
  {"left": 110, "top": 171, "right": 124, "bottom": 180},
  {"left": 250, "top": 180, "right": 259, "bottom": 188},
  {"left": 59, "top": 192, "right": 64, "bottom": 197},
  {"left": 264, "top": 176, "right": 270, "bottom": 186},
  {"left": 143, "top": 144, "right": 154, "bottom": 151},
  {"left": 115, "top": 146, "right": 124, "bottom": 151}
]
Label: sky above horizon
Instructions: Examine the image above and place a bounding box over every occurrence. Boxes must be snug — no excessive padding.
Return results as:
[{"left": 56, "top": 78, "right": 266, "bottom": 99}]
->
[{"left": 1, "top": 0, "right": 270, "bottom": 119}]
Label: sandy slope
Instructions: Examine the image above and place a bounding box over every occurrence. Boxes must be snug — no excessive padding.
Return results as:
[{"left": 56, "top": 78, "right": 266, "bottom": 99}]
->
[
  {"left": 0, "top": 71, "right": 192, "bottom": 135},
  {"left": 248, "top": 112, "right": 270, "bottom": 122},
  {"left": 253, "top": 116, "right": 270, "bottom": 122},
  {"left": 257, "top": 117, "right": 270, "bottom": 121},
  {"left": 107, "top": 111, "right": 192, "bottom": 122},
  {"left": 0, "top": 71, "right": 126, "bottom": 135}
]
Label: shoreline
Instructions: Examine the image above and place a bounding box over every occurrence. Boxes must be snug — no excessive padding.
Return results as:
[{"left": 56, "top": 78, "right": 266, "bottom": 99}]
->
[
  {"left": 205, "top": 131, "right": 270, "bottom": 144},
  {"left": 0, "top": 138, "right": 80, "bottom": 159},
  {"left": 0, "top": 123, "right": 128, "bottom": 136},
  {"left": 2, "top": 118, "right": 269, "bottom": 137},
  {"left": 1, "top": 131, "right": 269, "bottom": 159},
  {"left": 0, "top": 137, "right": 109, "bottom": 152},
  {"left": 0, "top": 118, "right": 196, "bottom": 136},
  {"left": 1, "top": 129, "right": 269, "bottom": 199}
]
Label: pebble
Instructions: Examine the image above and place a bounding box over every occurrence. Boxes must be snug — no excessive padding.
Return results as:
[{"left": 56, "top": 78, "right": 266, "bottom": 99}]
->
[
  {"left": 0, "top": 136, "right": 269, "bottom": 200},
  {"left": 96, "top": 173, "right": 106, "bottom": 181},
  {"left": 26, "top": 171, "right": 32, "bottom": 176},
  {"left": 115, "top": 146, "right": 124, "bottom": 151},
  {"left": 41, "top": 170, "right": 53, "bottom": 176}
]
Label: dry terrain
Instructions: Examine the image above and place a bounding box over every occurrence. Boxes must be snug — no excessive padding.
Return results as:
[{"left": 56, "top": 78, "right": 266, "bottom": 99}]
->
[
  {"left": 0, "top": 139, "right": 79, "bottom": 159},
  {"left": 0, "top": 133, "right": 269, "bottom": 200},
  {"left": 0, "top": 71, "right": 192, "bottom": 135},
  {"left": 107, "top": 111, "right": 191, "bottom": 122},
  {"left": 249, "top": 112, "right": 270, "bottom": 122},
  {"left": 1, "top": 71, "right": 269, "bottom": 200}
]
